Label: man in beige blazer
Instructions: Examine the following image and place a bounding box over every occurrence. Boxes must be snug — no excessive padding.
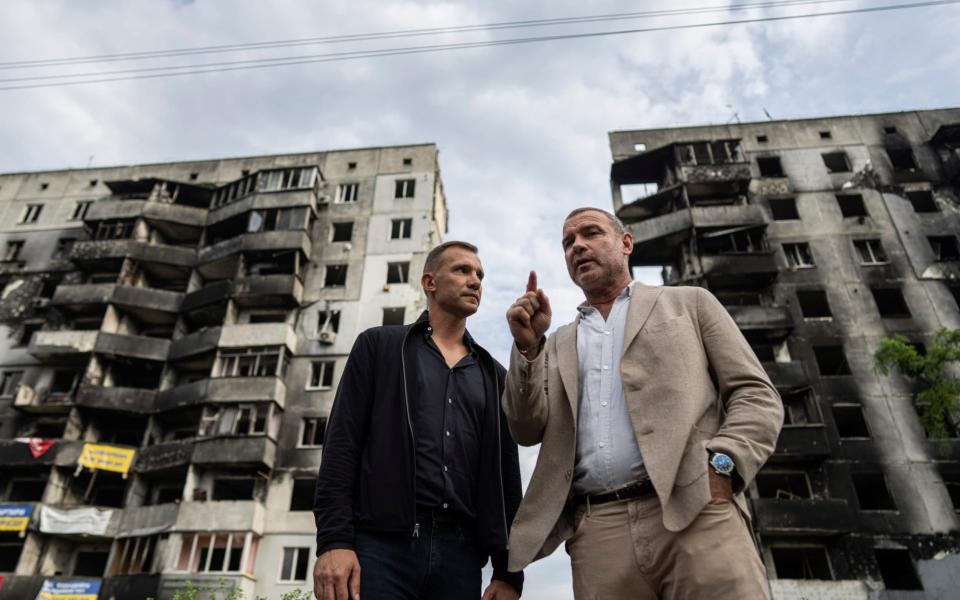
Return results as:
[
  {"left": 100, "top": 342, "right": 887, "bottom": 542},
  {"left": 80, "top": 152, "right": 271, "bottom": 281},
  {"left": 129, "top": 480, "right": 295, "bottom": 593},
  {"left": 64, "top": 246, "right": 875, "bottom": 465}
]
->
[{"left": 504, "top": 207, "right": 783, "bottom": 599}]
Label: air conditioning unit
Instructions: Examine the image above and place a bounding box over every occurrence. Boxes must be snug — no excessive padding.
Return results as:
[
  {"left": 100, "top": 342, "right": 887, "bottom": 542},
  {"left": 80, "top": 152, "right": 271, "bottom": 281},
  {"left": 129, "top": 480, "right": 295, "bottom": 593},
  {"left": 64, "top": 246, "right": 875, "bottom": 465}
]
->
[
  {"left": 317, "top": 195, "right": 331, "bottom": 205},
  {"left": 14, "top": 384, "right": 36, "bottom": 407},
  {"left": 318, "top": 331, "right": 337, "bottom": 345}
]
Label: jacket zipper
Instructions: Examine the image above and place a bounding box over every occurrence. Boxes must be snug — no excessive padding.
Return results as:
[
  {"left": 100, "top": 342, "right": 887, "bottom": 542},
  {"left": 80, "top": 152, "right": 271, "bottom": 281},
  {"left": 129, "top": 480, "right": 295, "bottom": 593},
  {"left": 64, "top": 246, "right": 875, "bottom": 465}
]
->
[{"left": 400, "top": 324, "right": 419, "bottom": 539}]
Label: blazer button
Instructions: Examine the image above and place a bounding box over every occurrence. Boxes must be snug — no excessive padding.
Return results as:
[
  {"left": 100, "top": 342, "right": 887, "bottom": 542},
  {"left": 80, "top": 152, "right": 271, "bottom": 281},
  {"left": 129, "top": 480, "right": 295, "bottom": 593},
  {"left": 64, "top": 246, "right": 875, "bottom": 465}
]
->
[{"left": 565, "top": 469, "right": 572, "bottom": 481}]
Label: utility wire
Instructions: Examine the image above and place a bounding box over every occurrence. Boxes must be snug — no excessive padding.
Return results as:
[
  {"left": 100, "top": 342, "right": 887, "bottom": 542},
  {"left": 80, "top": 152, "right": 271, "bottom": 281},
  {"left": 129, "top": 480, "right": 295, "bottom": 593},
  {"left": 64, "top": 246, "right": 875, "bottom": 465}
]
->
[
  {"left": 0, "top": 0, "right": 857, "bottom": 70},
  {"left": 0, "top": 0, "right": 955, "bottom": 91}
]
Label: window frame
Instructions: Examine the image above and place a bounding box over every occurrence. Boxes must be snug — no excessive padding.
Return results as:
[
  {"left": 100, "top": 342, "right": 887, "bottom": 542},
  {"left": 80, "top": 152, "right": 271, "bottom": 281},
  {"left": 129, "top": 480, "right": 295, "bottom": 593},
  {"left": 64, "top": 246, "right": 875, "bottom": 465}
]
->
[
  {"left": 278, "top": 546, "right": 311, "bottom": 583},
  {"left": 306, "top": 360, "right": 336, "bottom": 391}
]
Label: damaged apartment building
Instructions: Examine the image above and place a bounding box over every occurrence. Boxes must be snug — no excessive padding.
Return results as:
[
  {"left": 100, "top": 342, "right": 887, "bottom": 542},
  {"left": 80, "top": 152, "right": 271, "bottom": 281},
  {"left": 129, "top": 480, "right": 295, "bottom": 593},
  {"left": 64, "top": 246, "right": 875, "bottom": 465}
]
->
[
  {"left": 610, "top": 108, "right": 960, "bottom": 598},
  {"left": 0, "top": 145, "right": 447, "bottom": 599}
]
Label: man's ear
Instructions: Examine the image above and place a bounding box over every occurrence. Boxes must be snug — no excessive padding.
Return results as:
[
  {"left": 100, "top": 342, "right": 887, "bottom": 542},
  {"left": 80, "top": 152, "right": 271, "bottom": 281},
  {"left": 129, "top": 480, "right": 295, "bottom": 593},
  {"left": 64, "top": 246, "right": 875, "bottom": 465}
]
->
[{"left": 421, "top": 272, "right": 435, "bottom": 293}]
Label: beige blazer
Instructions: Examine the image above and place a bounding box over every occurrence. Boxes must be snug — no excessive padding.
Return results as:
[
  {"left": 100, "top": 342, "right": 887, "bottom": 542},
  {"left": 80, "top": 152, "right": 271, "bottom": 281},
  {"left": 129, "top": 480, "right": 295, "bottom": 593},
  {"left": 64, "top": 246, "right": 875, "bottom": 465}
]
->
[{"left": 502, "top": 284, "right": 783, "bottom": 572}]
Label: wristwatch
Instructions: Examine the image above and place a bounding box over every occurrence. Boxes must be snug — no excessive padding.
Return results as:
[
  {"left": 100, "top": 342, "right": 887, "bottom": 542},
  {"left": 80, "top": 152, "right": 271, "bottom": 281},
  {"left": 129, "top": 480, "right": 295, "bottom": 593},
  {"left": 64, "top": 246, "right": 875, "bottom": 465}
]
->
[{"left": 709, "top": 452, "right": 736, "bottom": 477}]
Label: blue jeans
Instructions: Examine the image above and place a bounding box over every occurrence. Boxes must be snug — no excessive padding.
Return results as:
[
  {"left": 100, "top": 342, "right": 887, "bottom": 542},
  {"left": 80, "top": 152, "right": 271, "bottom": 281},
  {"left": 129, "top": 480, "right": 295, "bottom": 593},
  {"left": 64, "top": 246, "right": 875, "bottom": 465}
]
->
[{"left": 355, "top": 511, "right": 482, "bottom": 600}]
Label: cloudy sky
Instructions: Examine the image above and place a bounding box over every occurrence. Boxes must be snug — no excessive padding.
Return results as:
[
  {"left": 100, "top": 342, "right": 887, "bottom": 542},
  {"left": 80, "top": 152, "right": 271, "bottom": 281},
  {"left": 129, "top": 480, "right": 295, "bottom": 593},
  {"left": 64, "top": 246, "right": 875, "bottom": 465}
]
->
[{"left": 2, "top": 0, "right": 959, "bottom": 597}]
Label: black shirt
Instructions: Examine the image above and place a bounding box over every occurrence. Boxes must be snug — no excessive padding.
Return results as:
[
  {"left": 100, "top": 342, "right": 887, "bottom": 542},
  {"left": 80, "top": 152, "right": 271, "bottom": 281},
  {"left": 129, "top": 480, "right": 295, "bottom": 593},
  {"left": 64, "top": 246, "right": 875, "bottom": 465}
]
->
[{"left": 412, "top": 327, "right": 487, "bottom": 519}]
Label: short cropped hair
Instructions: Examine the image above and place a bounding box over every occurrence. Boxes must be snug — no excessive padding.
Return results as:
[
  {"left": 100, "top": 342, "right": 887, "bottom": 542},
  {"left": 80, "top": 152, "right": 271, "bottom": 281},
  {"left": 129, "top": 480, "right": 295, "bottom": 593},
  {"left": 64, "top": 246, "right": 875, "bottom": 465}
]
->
[
  {"left": 564, "top": 207, "right": 627, "bottom": 236},
  {"left": 422, "top": 241, "right": 479, "bottom": 275}
]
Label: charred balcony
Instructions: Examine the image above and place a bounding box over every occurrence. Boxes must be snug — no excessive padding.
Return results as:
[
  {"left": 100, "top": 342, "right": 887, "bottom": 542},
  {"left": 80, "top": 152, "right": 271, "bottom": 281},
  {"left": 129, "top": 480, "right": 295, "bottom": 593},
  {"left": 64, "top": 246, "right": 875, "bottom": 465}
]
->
[
  {"left": 75, "top": 383, "right": 157, "bottom": 414},
  {"left": 28, "top": 330, "right": 98, "bottom": 361},
  {"left": 100, "top": 574, "right": 161, "bottom": 600},
  {"left": 71, "top": 239, "right": 195, "bottom": 270},
  {"left": 95, "top": 332, "right": 170, "bottom": 362},
  {"left": 135, "top": 440, "right": 194, "bottom": 473},
  {"left": 52, "top": 283, "right": 182, "bottom": 316},
  {"left": 12, "top": 368, "right": 83, "bottom": 414},
  {"left": 771, "top": 425, "right": 831, "bottom": 464},
  {"left": 762, "top": 361, "right": 810, "bottom": 390},
  {"left": 613, "top": 140, "right": 750, "bottom": 195},
  {"left": 232, "top": 273, "right": 303, "bottom": 308},
  {"left": 0, "top": 438, "right": 61, "bottom": 465},
  {"left": 726, "top": 305, "right": 794, "bottom": 341},
  {"left": 191, "top": 435, "right": 276, "bottom": 469},
  {"left": 167, "top": 328, "right": 221, "bottom": 362},
  {"left": 750, "top": 497, "right": 854, "bottom": 535}
]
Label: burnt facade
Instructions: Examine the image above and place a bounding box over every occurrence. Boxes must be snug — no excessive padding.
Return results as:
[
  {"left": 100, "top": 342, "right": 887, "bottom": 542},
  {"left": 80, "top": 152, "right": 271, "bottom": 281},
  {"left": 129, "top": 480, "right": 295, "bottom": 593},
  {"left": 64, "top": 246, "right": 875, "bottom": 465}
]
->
[
  {"left": 0, "top": 145, "right": 447, "bottom": 599},
  {"left": 610, "top": 109, "right": 960, "bottom": 599}
]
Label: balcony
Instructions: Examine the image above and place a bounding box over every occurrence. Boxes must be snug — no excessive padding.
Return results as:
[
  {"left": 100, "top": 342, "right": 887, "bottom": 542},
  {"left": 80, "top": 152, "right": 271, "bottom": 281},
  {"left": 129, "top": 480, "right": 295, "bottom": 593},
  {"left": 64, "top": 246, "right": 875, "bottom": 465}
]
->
[
  {"left": 111, "top": 286, "right": 182, "bottom": 315},
  {"left": 762, "top": 361, "right": 809, "bottom": 390},
  {"left": 726, "top": 305, "right": 793, "bottom": 339},
  {"left": 243, "top": 230, "right": 312, "bottom": 255},
  {"left": 51, "top": 283, "right": 115, "bottom": 309},
  {"left": 217, "top": 322, "right": 295, "bottom": 350},
  {"left": 699, "top": 253, "right": 778, "bottom": 287},
  {"left": 628, "top": 210, "right": 693, "bottom": 266},
  {"left": 231, "top": 274, "right": 303, "bottom": 307},
  {"left": 750, "top": 497, "right": 853, "bottom": 535},
  {"left": 117, "top": 503, "right": 180, "bottom": 536},
  {"left": 13, "top": 386, "right": 75, "bottom": 414},
  {"left": 206, "top": 187, "right": 319, "bottom": 225},
  {"left": 192, "top": 436, "right": 276, "bottom": 469},
  {"left": 678, "top": 161, "right": 752, "bottom": 197},
  {"left": 181, "top": 280, "right": 232, "bottom": 313},
  {"left": 95, "top": 332, "right": 170, "bottom": 362},
  {"left": 167, "top": 327, "right": 221, "bottom": 361},
  {"left": 28, "top": 330, "right": 97, "bottom": 360},
  {"left": 75, "top": 384, "right": 157, "bottom": 414},
  {"left": 71, "top": 240, "right": 195, "bottom": 268},
  {"left": 0, "top": 438, "right": 60, "bottom": 465},
  {"left": 135, "top": 440, "right": 194, "bottom": 473},
  {"left": 206, "top": 376, "right": 286, "bottom": 407},
  {"left": 174, "top": 500, "right": 265, "bottom": 533},
  {"left": 771, "top": 425, "right": 831, "bottom": 463},
  {"left": 101, "top": 575, "right": 161, "bottom": 600}
]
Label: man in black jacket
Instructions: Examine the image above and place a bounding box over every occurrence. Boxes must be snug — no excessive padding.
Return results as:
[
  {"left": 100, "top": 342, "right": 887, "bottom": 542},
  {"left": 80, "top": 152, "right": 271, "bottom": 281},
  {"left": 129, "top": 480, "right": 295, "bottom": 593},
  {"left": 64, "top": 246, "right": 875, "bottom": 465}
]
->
[{"left": 313, "top": 241, "right": 523, "bottom": 600}]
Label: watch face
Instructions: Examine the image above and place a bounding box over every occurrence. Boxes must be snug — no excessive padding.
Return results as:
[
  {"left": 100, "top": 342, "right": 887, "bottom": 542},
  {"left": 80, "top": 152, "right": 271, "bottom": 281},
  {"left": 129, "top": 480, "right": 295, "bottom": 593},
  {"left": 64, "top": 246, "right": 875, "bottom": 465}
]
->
[{"left": 711, "top": 453, "right": 735, "bottom": 474}]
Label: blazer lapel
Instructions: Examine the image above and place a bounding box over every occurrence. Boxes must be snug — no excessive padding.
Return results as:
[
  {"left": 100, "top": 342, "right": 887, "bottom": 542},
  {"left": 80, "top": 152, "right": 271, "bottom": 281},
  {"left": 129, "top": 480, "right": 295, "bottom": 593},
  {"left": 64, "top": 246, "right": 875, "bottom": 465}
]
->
[
  {"left": 622, "top": 284, "right": 664, "bottom": 357},
  {"left": 554, "top": 321, "right": 580, "bottom": 420}
]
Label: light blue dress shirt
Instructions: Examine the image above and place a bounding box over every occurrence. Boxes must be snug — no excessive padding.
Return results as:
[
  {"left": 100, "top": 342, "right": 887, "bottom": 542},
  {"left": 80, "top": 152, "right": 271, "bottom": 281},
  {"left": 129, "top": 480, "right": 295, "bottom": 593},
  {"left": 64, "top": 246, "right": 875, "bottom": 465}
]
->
[{"left": 572, "top": 281, "right": 648, "bottom": 495}]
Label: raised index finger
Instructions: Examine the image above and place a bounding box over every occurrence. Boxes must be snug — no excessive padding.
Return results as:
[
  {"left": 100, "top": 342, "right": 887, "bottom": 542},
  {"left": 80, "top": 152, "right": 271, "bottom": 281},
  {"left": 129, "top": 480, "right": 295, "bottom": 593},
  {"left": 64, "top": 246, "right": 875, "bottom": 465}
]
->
[{"left": 526, "top": 270, "right": 538, "bottom": 293}]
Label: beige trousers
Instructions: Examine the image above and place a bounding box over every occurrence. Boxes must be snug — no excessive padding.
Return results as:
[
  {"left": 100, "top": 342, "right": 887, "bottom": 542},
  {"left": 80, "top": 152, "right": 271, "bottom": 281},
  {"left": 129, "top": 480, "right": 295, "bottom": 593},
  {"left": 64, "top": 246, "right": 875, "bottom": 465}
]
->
[{"left": 565, "top": 496, "right": 769, "bottom": 600}]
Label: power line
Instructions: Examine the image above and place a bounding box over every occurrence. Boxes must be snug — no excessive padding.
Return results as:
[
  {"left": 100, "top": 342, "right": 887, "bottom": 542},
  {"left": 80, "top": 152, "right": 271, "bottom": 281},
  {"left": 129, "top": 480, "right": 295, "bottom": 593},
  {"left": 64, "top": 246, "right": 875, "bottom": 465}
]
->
[
  {"left": 0, "top": 0, "right": 954, "bottom": 91},
  {"left": 0, "top": 0, "right": 857, "bottom": 70}
]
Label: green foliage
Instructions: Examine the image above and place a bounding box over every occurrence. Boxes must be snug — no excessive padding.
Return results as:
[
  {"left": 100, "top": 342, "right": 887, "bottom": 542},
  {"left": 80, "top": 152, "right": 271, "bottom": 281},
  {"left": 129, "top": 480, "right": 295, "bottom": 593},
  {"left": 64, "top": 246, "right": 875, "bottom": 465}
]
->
[
  {"left": 874, "top": 328, "right": 960, "bottom": 439},
  {"left": 169, "top": 580, "right": 310, "bottom": 600}
]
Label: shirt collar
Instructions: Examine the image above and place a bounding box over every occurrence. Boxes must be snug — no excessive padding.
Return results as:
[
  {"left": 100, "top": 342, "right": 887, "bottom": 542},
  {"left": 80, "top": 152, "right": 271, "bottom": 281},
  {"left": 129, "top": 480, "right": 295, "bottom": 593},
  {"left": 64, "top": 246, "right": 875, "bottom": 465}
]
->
[
  {"left": 577, "top": 280, "right": 636, "bottom": 315},
  {"left": 423, "top": 318, "right": 478, "bottom": 354}
]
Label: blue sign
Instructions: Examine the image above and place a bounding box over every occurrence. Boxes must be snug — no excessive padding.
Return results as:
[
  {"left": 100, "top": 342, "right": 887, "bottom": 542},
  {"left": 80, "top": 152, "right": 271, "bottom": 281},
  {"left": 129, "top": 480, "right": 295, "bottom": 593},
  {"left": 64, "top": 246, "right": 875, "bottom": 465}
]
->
[
  {"left": 0, "top": 504, "right": 33, "bottom": 534},
  {"left": 37, "top": 579, "right": 101, "bottom": 600}
]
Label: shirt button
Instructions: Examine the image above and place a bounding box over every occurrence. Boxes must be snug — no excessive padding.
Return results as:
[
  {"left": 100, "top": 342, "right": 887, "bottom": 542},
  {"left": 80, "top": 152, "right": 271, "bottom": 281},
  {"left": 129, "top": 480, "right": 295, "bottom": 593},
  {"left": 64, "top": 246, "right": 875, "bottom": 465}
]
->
[
  {"left": 602, "top": 365, "right": 609, "bottom": 371},
  {"left": 443, "top": 465, "right": 448, "bottom": 472},
  {"left": 599, "top": 443, "right": 606, "bottom": 448},
  {"left": 601, "top": 401, "right": 608, "bottom": 407},
  {"left": 445, "top": 430, "right": 450, "bottom": 437},
  {"left": 448, "top": 398, "right": 453, "bottom": 403},
  {"left": 442, "top": 502, "right": 448, "bottom": 509},
  {"left": 604, "top": 331, "right": 611, "bottom": 336}
]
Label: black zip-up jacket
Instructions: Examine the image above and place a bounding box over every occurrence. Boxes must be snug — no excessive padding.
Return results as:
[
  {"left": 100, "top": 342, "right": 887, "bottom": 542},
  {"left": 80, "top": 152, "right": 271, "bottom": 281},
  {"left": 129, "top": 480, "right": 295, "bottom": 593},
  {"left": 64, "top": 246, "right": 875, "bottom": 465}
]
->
[{"left": 314, "top": 312, "right": 524, "bottom": 594}]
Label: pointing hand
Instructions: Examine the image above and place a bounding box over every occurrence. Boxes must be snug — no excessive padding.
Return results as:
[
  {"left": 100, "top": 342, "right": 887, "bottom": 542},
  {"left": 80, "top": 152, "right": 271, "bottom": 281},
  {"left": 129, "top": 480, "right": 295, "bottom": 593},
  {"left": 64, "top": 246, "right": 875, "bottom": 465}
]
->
[{"left": 506, "top": 270, "right": 552, "bottom": 357}]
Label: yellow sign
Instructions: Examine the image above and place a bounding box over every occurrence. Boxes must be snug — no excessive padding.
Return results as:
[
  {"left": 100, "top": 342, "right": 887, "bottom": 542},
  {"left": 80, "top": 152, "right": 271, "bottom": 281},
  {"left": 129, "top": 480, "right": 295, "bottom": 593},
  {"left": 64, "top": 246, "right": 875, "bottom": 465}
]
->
[
  {"left": 78, "top": 443, "right": 136, "bottom": 477},
  {"left": 0, "top": 505, "right": 32, "bottom": 536}
]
